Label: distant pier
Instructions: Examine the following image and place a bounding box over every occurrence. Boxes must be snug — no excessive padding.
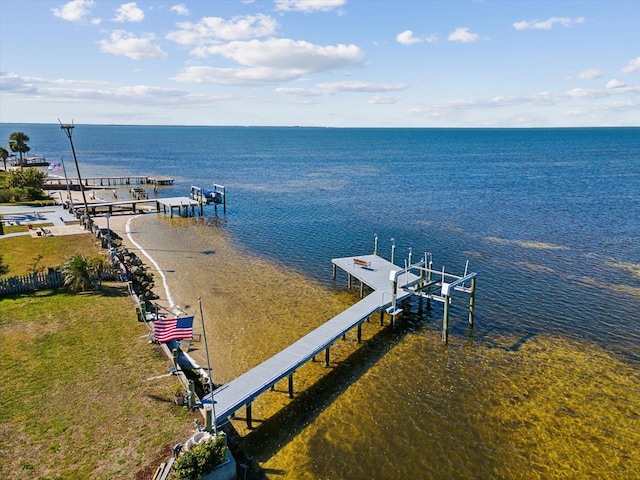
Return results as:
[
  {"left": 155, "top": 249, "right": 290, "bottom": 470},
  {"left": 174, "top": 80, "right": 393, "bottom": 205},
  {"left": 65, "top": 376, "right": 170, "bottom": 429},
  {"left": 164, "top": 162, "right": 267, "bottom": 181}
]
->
[{"left": 45, "top": 175, "right": 174, "bottom": 189}]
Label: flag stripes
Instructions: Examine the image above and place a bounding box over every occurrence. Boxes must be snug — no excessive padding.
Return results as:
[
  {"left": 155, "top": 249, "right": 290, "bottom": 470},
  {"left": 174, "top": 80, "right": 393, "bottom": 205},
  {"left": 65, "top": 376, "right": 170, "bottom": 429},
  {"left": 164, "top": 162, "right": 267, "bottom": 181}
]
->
[{"left": 153, "top": 316, "right": 194, "bottom": 343}]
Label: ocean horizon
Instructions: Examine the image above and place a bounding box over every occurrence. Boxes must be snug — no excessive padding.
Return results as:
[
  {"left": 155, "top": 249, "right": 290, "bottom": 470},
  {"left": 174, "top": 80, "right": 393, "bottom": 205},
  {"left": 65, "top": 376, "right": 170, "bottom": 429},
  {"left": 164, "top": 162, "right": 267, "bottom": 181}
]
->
[{"left": 2, "top": 123, "right": 639, "bottom": 478}]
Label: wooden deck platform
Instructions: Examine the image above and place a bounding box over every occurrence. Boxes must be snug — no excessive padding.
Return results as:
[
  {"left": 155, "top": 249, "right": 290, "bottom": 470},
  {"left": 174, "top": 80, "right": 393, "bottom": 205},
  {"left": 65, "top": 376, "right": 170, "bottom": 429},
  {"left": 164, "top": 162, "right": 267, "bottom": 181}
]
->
[
  {"left": 71, "top": 197, "right": 202, "bottom": 217},
  {"left": 201, "top": 254, "right": 420, "bottom": 428}
]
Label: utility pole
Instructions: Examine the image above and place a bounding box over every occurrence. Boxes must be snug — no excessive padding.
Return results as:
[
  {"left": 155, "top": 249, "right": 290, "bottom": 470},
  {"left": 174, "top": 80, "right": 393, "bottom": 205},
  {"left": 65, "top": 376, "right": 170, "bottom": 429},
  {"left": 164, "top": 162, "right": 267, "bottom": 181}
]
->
[{"left": 59, "top": 122, "right": 91, "bottom": 229}]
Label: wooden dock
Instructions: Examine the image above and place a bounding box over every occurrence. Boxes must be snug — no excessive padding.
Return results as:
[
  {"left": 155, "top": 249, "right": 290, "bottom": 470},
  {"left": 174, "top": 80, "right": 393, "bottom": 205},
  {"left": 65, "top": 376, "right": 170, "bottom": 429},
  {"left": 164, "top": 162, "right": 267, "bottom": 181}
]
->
[
  {"left": 201, "top": 254, "right": 422, "bottom": 429},
  {"left": 45, "top": 175, "right": 173, "bottom": 188},
  {"left": 70, "top": 196, "right": 202, "bottom": 217}
]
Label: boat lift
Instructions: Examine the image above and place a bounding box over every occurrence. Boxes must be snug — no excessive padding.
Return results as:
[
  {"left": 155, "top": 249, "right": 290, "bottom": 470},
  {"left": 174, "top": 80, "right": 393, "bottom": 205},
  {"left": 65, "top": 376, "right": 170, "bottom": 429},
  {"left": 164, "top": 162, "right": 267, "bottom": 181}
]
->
[
  {"left": 190, "top": 184, "right": 226, "bottom": 213},
  {"left": 387, "top": 253, "right": 477, "bottom": 343}
]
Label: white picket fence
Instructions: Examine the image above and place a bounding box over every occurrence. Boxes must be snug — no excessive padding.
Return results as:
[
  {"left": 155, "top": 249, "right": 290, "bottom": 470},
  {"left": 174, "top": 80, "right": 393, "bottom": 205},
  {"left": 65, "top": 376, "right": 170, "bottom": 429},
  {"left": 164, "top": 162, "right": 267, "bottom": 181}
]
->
[{"left": 0, "top": 270, "right": 64, "bottom": 295}]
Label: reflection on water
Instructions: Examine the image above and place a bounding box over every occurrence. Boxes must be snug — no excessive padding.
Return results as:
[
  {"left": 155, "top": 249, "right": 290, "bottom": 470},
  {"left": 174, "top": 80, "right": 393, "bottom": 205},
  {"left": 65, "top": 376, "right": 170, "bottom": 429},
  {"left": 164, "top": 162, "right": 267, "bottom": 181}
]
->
[{"left": 126, "top": 214, "right": 640, "bottom": 479}]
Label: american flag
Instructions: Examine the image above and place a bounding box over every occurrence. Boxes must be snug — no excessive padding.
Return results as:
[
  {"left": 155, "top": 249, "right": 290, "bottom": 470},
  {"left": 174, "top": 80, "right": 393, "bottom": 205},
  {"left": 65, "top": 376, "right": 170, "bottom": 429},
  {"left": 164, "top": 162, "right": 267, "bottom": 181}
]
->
[{"left": 153, "top": 316, "right": 194, "bottom": 343}]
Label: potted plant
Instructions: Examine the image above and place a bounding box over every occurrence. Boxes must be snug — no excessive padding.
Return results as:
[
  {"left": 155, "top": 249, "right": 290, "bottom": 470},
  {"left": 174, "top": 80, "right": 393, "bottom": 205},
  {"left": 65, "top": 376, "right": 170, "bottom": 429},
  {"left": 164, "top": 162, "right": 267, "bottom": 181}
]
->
[{"left": 173, "top": 434, "right": 230, "bottom": 480}]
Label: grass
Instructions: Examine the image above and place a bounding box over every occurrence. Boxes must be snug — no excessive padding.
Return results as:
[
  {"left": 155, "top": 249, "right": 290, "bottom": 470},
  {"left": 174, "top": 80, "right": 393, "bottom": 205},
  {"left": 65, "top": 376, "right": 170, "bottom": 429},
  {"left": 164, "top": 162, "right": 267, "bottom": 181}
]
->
[
  {"left": 0, "top": 222, "right": 54, "bottom": 235},
  {"left": 0, "top": 235, "right": 199, "bottom": 479},
  {"left": 0, "top": 234, "right": 97, "bottom": 278}
]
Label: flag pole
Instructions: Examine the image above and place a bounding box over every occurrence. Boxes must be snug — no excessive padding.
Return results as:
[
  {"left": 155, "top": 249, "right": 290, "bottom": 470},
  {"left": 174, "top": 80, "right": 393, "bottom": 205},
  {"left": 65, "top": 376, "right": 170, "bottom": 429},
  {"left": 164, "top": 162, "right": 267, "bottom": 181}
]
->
[
  {"left": 198, "top": 297, "right": 217, "bottom": 435},
  {"left": 59, "top": 157, "right": 74, "bottom": 210}
]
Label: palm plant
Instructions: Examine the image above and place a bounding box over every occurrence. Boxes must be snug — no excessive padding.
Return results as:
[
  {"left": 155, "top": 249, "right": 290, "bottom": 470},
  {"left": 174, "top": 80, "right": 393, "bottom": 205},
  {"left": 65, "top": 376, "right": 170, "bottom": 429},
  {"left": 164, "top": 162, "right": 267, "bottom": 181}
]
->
[
  {"left": 0, "top": 146, "right": 8, "bottom": 171},
  {"left": 62, "top": 254, "right": 93, "bottom": 292},
  {"left": 8, "top": 132, "right": 31, "bottom": 169}
]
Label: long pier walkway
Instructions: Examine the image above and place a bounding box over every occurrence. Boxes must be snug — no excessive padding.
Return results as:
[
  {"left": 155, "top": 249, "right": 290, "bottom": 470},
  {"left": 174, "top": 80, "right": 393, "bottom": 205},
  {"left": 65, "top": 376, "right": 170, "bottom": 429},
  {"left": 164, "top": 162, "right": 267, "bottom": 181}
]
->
[{"left": 201, "top": 254, "right": 424, "bottom": 429}]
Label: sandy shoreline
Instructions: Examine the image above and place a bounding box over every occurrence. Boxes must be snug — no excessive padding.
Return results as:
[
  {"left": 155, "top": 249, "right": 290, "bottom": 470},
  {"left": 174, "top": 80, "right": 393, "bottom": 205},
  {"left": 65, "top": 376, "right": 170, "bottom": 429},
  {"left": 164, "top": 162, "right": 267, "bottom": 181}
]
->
[{"left": 49, "top": 189, "right": 178, "bottom": 315}]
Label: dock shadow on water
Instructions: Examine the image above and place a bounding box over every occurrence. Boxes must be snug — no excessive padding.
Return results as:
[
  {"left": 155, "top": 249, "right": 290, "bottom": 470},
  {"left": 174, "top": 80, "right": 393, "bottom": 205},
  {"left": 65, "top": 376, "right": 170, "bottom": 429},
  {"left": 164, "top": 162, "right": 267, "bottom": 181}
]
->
[{"left": 129, "top": 214, "right": 640, "bottom": 480}]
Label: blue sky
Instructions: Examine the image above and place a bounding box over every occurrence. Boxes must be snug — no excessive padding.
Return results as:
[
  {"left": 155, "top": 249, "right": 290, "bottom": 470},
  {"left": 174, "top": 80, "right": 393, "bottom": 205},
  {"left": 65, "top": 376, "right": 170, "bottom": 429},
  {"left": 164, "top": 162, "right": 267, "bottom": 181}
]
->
[{"left": 1, "top": 0, "right": 638, "bottom": 127}]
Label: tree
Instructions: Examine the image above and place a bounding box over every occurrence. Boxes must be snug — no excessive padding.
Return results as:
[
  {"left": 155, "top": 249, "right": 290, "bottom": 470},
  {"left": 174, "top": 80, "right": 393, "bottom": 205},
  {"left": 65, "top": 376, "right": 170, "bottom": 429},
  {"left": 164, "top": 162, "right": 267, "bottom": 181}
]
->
[
  {"left": 0, "top": 146, "right": 8, "bottom": 171},
  {"left": 8, "top": 132, "right": 30, "bottom": 169}
]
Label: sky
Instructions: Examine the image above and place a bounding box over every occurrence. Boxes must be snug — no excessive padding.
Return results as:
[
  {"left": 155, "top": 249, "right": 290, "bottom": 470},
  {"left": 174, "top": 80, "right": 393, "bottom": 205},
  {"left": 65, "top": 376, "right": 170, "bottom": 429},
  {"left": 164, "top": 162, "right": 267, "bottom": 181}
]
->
[{"left": 0, "top": 0, "right": 638, "bottom": 127}]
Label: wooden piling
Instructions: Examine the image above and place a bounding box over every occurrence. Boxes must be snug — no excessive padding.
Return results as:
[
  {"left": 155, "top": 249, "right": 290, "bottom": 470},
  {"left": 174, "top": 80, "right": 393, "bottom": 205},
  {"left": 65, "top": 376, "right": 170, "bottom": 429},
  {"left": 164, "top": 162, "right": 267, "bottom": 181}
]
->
[
  {"left": 468, "top": 277, "right": 476, "bottom": 327},
  {"left": 442, "top": 296, "right": 450, "bottom": 343},
  {"left": 426, "top": 259, "right": 433, "bottom": 310},
  {"left": 205, "top": 407, "right": 213, "bottom": 433},
  {"left": 288, "top": 374, "right": 294, "bottom": 399}
]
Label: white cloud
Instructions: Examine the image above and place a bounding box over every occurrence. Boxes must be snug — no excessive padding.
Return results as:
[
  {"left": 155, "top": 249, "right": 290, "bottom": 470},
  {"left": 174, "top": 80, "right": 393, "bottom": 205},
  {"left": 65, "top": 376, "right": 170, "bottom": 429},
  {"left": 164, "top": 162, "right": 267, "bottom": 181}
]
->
[
  {"left": 424, "top": 34, "right": 438, "bottom": 44},
  {"left": 0, "top": 72, "right": 232, "bottom": 107},
  {"left": 277, "top": 80, "right": 408, "bottom": 96},
  {"left": 113, "top": 2, "right": 144, "bottom": 23},
  {"left": 166, "top": 14, "right": 278, "bottom": 46},
  {"left": 172, "top": 38, "right": 364, "bottom": 86},
  {"left": 573, "top": 68, "right": 602, "bottom": 80},
  {"left": 396, "top": 30, "right": 421, "bottom": 45},
  {"left": 513, "top": 16, "right": 585, "bottom": 31},
  {"left": 369, "top": 95, "right": 402, "bottom": 104},
  {"left": 408, "top": 84, "right": 640, "bottom": 119},
  {"left": 274, "top": 0, "right": 346, "bottom": 13},
  {"left": 448, "top": 27, "right": 480, "bottom": 43},
  {"left": 173, "top": 39, "right": 364, "bottom": 86},
  {"left": 52, "top": 0, "right": 98, "bottom": 23},
  {"left": 606, "top": 79, "right": 626, "bottom": 89},
  {"left": 203, "top": 38, "right": 364, "bottom": 72},
  {"left": 621, "top": 56, "right": 640, "bottom": 74},
  {"left": 98, "top": 31, "right": 167, "bottom": 59},
  {"left": 173, "top": 66, "right": 304, "bottom": 85},
  {"left": 396, "top": 30, "right": 438, "bottom": 45},
  {"left": 0, "top": 72, "right": 106, "bottom": 88},
  {"left": 170, "top": 4, "right": 189, "bottom": 16},
  {"left": 0, "top": 73, "right": 39, "bottom": 93},
  {"left": 317, "top": 81, "right": 407, "bottom": 93}
]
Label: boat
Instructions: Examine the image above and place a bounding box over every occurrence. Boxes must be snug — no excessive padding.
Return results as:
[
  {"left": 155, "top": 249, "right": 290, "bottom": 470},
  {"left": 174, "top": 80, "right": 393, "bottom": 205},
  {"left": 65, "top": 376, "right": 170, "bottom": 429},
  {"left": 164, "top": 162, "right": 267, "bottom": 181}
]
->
[
  {"left": 190, "top": 185, "right": 225, "bottom": 205},
  {"left": 201, "top": 188, "right": 224, "bottom": 204}
]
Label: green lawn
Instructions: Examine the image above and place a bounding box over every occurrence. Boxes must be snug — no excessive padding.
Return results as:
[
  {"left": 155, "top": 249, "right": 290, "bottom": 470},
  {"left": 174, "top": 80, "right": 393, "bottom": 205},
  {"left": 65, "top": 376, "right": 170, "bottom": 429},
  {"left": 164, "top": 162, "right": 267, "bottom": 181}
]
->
[
  {"left": 0, "top": 236, "right": 198, "bottom": 479},
  {"left": 0, "top": 234, "right": 97, "bottom": 278}
]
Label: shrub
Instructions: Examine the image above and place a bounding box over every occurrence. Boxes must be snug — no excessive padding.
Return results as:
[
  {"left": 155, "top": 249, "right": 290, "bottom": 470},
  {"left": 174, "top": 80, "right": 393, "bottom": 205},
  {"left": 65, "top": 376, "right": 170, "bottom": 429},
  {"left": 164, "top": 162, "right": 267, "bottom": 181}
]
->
[
  {"left": 6, "top": 168, "right": 45, "bottom": 200},
  {"left": 173, "top": 435, "right": 227, "bottom": 480},
  {"left": 0, "top": 188, "right": 14, "bottom": 203}
]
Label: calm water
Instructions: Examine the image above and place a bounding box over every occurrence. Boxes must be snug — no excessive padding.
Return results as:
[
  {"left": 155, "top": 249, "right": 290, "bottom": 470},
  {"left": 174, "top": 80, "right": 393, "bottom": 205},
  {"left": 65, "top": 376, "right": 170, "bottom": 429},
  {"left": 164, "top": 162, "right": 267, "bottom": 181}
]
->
[{"left": 2, "top": 124, "right": 639, "bottom": 478}]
